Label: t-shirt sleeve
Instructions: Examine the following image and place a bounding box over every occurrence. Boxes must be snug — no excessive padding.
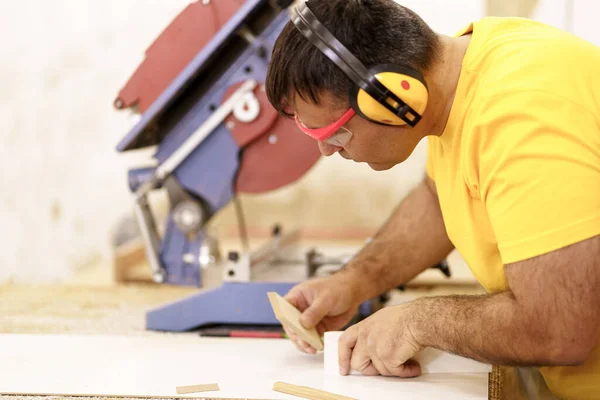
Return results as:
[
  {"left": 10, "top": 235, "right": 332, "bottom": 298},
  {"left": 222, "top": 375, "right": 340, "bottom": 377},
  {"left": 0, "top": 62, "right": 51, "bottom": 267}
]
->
[{"left": 469, "top": 91, "right": 600, "bottom": 264}]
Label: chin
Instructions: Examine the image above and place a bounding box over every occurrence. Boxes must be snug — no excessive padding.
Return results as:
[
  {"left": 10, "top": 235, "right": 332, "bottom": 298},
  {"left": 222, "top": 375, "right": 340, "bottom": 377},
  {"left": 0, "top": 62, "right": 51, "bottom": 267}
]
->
[{"left": 367, "top": 162, "right": 396, "bottom": 171}]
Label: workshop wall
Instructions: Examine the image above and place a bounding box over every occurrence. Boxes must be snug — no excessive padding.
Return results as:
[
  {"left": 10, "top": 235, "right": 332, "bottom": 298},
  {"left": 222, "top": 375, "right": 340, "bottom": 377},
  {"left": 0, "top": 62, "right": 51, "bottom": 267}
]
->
[
  {"left": 0, "top": 0, "right": 194, "bottom": 283},
  {"left": 0, "top": 0, "right": 592, "bottom": 283}
]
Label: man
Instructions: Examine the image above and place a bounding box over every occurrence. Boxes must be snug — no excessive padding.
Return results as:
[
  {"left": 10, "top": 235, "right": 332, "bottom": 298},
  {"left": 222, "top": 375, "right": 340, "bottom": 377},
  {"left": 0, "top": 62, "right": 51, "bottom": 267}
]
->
[{"left": 265, "top": 0, "right": 600, "bottom": 399}]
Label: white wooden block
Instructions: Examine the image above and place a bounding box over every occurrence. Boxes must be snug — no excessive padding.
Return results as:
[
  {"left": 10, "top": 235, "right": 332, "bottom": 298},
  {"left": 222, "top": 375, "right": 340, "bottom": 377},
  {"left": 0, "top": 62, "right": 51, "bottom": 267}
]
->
[{"left": 324, "top": 331, "right": 346, "bottom": 375}]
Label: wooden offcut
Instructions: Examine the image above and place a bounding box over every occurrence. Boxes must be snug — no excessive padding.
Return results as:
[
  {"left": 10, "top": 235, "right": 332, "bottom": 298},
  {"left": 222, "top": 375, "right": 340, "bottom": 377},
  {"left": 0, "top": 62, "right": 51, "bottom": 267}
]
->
[
  {"left": 175, "top": 383, "right": 220, "bottom": 394},
  {"left": 273, "top": 382, "right": 357, "bottom": 400},
  {"left": 112, "top": 238, "right": 153, "bottom": 283},
  {"left": 267, "top": 292, "right": 323, "bottom": 351}
]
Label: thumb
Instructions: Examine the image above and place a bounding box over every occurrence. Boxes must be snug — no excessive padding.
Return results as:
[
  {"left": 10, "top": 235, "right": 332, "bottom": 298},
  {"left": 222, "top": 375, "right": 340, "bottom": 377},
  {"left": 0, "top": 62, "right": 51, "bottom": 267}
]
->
[
  {"left": 284, "top": 289, "right": 305, "bottom": 310},
  {"left": 299, "top": 297, "right": 328, "bottom": 329}
]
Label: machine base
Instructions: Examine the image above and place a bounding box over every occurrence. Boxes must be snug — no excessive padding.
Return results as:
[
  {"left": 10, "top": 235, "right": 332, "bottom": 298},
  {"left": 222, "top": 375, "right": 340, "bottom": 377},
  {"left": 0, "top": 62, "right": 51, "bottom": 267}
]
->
[{"left": 146, "top": 281, "right": 378, "bottom": 332}]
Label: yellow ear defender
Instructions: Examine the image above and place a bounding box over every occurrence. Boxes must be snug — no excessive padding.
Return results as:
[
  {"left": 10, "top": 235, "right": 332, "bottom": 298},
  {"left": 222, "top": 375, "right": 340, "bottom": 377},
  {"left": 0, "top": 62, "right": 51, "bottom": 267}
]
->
[{"left": 290, "top": 1, "right": 429, "bottom": 127}]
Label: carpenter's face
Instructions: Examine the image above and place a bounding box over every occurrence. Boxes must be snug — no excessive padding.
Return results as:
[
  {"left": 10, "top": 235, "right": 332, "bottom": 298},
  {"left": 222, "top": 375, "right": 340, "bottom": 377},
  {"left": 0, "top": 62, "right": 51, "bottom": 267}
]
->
[{"left": 292, "top": 92, "right": 426, "bottom": 171}]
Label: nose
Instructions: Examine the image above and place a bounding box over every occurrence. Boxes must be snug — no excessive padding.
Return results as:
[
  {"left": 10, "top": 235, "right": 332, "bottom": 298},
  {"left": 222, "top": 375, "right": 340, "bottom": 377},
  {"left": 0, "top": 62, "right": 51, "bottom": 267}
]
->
[{"left": 317, "top": 141, "right": 342, "bottom": 157}]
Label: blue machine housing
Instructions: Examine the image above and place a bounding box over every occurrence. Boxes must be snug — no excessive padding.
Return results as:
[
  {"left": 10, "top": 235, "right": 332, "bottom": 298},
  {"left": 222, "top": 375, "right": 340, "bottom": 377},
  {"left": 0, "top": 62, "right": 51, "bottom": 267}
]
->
[{"left": 118, "top": 2, "right": 291, "bottom": 288}]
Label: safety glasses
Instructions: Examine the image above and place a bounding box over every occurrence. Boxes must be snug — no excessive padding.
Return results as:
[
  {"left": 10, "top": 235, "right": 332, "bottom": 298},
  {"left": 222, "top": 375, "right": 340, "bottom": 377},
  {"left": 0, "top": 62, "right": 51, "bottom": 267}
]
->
[{"left": 294, "top": 108, "right": 355, "bottom": 147}]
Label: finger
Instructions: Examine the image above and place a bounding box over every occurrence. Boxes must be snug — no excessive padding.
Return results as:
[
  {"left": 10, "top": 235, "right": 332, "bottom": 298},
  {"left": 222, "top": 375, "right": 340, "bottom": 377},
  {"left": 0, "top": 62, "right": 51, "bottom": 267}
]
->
[
  {"left": 299, "top": 297, "right": 328, "bottom": 329},
  {"left": 369, "top": 353, "right": 393, "bottom": 376},
  {"left": 381, "top": 343, "right": 422, "bottom": 378},
  {"left": 283, "top": 325, "right": 307, "bottom": 353},
  {"left": 293, "top": 333, "right": 315, "bottom": 353},
  {"left": 285, "top": 325, "right": 317, "bottom": 354},
  {"left": 284, "top": 288, "right": 309, "bottom": 311},
  {"left": 355, "top": 360, "right": 379, "bottom": 376},
  {"left": 300, "top": 341, "right": 317, "bottom": 354},
  {"left": 349, "top": 336, "right": 379, "bottom": 377},
  {"left": 282, "top": 323, "right": 294, "bottom": 340},
  {"left": 368, "top": 338, "right": 393, "bottom": 377},
  {"left": 389, "top": 359, "right": 421, "bottom": 378},
  {"left": 338, "top": 327, "right": 358, "bottom": 375},
  {"left": 316, "top": 321, "right": 327, "bottom": 336},
  {"left": 318, "top": 308, "right": 357, "bottom": 334}
]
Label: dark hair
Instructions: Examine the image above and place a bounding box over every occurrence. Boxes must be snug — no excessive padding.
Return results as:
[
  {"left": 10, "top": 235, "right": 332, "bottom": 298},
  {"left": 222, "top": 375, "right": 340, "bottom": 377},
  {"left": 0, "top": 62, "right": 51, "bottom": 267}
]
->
[{"left": 266, "top": 0, "right": 442, "bottom": 117}]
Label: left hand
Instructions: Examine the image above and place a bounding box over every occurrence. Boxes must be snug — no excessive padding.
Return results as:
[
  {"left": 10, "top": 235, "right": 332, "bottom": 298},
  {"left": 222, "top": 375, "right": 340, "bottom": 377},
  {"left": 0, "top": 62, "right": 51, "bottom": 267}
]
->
[{"left": 338, "top": 304, "right": 423, "bottom": 378}]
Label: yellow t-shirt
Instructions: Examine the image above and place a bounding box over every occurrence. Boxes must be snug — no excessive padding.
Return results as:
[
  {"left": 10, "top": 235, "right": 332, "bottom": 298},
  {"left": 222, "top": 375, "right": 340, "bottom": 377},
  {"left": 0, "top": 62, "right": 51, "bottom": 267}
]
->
[{"left": 426, "top": 17, "right": 600, "bottom": 399}]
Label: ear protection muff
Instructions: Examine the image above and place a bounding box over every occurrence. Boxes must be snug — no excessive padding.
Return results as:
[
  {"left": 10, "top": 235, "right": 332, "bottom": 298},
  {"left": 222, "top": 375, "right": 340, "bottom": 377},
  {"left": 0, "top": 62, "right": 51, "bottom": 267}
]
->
[{"left": 290, "top": 1, "right": 429, "bottom": 127}]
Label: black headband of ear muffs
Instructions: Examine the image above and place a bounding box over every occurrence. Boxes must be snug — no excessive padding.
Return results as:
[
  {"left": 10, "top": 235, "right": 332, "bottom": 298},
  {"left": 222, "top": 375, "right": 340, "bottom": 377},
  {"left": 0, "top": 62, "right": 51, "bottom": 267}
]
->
[{"left": 290, "top": 2, "right": 422, "bottom": 125}]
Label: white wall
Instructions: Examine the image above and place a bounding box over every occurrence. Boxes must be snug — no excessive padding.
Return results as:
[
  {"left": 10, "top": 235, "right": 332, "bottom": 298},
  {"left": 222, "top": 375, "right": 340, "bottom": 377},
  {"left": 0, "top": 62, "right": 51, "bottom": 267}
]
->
[
  {"left": 2, "top": 0, "right": 596, "bottom": 284},
  {"left": 527, "top": 0, "right": 600, "bottom": 46},
  {"left": 571, "top": 1, "right": 600, "bottom": 46},
  {"left": 399, "top": 0, "right": 485, "bottom": 34},
  {"left": 0, "top": 0, "right": 193, "bottom": 283}
]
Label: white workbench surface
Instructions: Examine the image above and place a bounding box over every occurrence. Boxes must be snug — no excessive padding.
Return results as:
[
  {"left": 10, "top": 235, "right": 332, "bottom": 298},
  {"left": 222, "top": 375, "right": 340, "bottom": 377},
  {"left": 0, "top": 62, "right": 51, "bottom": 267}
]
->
[{"left": 0, "top": 333, "right": 489, "bottom": 399}]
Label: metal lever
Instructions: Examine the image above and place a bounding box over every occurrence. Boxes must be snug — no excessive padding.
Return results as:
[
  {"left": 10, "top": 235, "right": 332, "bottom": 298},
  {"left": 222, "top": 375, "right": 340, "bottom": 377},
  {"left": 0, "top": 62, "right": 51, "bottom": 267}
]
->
[
  {"left": 156, "top": 79, "right": 258, "bottom": 180},
  {"left": 133, "top": 193, "right": 166, "bottom": 283},
  {"left": 250, "top": 226, "right": 301, "bottom": 267}
]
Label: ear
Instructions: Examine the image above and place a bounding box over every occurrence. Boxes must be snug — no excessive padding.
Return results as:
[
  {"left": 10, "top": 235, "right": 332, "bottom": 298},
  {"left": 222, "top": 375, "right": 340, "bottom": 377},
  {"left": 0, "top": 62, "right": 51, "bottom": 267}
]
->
[{"left": 349, "top": 64, "right": 429, "bottom": 126}]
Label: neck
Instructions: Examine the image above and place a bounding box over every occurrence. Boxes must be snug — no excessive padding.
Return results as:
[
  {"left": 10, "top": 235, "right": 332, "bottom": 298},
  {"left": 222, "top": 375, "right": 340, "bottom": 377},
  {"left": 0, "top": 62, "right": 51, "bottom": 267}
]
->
[{"left": 424, "top": 33, "right": 471, "bottom": 137}]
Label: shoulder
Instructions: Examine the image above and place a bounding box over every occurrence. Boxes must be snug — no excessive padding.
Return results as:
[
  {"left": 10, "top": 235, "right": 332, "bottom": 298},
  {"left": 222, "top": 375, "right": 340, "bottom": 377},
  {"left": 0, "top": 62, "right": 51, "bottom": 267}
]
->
[
  {"left": 466, "top": 17, "right": 600, "bottom": 105},
  {"left": 461, "top": 88, "right": 600, "bottom": 200},
  {"left": 466, "top": 89, "right": 598, "bottom": 161}
]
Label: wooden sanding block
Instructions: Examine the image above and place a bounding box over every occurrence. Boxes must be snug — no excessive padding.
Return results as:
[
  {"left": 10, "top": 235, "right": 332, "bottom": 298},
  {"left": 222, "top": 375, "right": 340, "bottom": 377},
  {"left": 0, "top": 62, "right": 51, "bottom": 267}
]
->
[
  {"left": 273, "top": 381, "right": 357, "bottom": 400},
  {"left": 175, "top": 383, "right": 219, "bottom": 394},
  {"left": 267, "top": 292, "right": 324, "bottom": 350}
]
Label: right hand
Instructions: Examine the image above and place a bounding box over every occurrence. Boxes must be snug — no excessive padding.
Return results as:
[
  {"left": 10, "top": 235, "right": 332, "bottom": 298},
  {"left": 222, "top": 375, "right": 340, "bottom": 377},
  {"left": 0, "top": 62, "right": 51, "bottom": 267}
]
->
[{"left": 283, "top": 274, "right": 361, "bottom": 354}]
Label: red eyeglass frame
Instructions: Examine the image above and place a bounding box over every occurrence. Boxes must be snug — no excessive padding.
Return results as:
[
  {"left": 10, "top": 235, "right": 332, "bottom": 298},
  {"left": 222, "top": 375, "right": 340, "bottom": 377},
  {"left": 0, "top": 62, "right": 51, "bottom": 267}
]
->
[{"left": 294, "top": 108, "right": 355, "bottom": 141}]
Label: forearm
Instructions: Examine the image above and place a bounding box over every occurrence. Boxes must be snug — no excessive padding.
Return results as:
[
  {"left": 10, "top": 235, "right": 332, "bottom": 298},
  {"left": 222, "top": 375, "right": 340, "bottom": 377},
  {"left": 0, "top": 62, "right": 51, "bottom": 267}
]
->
[
  {"left": 337, "top": 178, "right": 454, "bottom": 302},
  {"left": 411, "top": 293, "right": 576, "bottom": 367}
]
